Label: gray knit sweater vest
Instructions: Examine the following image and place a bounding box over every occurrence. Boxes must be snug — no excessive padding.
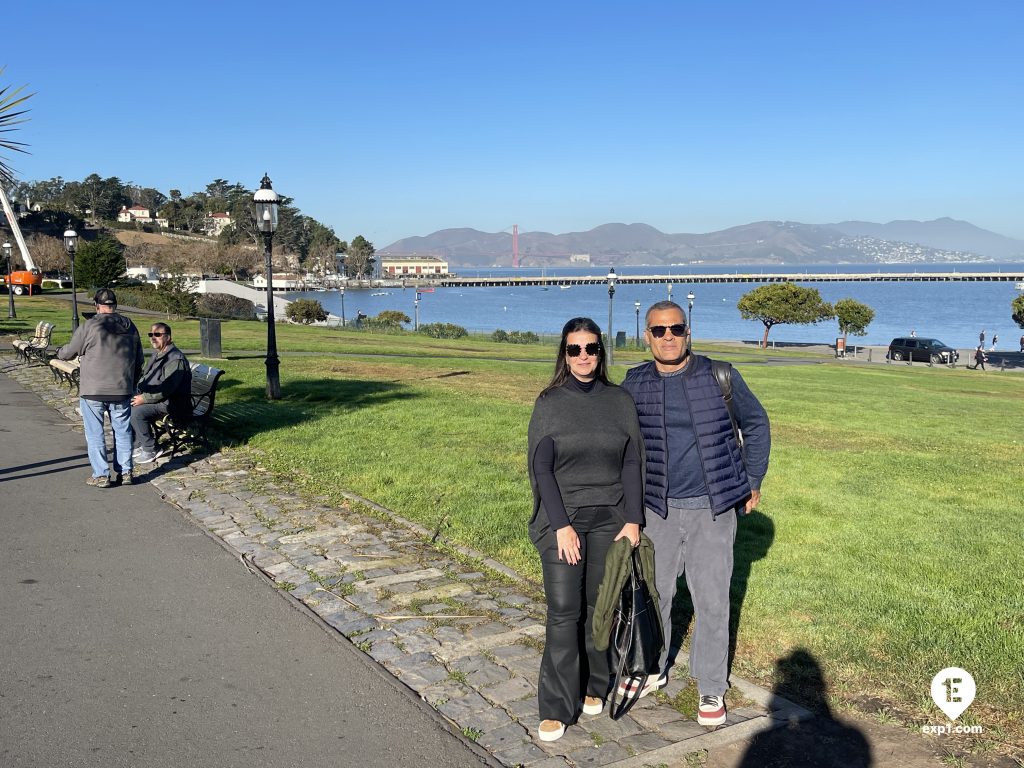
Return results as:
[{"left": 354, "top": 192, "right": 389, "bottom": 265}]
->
[{"left": 527, "top": 380, "right": 643, "bottom": 544}]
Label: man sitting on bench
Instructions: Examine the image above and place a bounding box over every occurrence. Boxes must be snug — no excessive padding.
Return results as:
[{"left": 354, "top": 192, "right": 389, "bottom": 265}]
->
[{"left": 131, "top": 322, "right": 192, "bottom": 464}]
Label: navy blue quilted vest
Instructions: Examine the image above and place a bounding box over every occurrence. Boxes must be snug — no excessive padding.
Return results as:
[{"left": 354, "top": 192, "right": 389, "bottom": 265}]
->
[{"left": 622, "top": 356, "right": 750, "bottom": 518}]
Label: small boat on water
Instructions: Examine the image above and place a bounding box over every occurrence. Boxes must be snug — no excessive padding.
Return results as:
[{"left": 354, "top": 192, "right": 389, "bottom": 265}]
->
[
  {"left": 560, "top": 285, "right": 572, "bottom": 290},
  {"left": 370, "top": 291, "right": 391, "bottom": 296}
]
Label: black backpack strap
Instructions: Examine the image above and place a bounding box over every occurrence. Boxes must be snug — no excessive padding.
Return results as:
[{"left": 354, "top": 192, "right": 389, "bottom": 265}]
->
[{"left": 711, "top": 359, "right": 742, "bottom": 448}]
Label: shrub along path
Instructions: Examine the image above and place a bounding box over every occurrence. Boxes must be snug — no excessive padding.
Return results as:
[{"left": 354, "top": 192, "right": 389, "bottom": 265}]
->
[{"left": 3, "top": 351, "right": 1013, "bottom": 767}]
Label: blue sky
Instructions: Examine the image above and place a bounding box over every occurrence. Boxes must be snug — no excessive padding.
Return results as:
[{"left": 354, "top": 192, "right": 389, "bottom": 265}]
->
[{"left": 3, "top": 1, "right": 1022, "bottom": 246}]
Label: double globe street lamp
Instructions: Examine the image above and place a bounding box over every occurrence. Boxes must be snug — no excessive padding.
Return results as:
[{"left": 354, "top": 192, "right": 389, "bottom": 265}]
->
[
  {"left": 63, "top": 225, "right": 80, "bottom": 331},
  {"left": 254, "top": 174, "right": 281, "bottom": 400},
  {"left": 3, "top": 241, "right": 14, "bottom": 319}
]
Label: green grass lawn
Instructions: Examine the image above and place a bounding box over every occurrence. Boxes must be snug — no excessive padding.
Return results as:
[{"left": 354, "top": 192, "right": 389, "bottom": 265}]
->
[
  {"left": 208, "top": 349, "right": 1022, "bottom": 739},
  {"left": 4, "top": 297, "right": 1021, "bottom": 745}
]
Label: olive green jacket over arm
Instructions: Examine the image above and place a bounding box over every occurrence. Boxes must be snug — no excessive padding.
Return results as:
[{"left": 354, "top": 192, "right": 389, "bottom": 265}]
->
[{"left": 592, "top": 533, "right": 659, "bottom": 652}]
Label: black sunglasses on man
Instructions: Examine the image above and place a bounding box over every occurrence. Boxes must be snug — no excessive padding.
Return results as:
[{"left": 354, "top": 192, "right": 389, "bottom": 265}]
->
[{"left": 647, "top": 324, "right": 687, "bottom": 338}]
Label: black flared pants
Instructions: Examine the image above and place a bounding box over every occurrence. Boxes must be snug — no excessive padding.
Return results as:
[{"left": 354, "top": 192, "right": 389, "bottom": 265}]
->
[{"left": 536, "top": 505, "right": 619, "bottom": 723}]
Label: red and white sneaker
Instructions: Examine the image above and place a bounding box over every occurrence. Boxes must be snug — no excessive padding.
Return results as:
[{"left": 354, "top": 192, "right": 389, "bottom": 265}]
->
[
  {"left": 616, "top": 673, "right": 667, "bottom": 700},
  {"left": 697, "top": 694, "right": 726, "bottom": 726}
]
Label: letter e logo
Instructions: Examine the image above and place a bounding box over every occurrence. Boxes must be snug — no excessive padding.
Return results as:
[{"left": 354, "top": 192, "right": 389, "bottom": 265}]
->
[{"left": 931, "top": 667, "right": 975, "bottom": 721}]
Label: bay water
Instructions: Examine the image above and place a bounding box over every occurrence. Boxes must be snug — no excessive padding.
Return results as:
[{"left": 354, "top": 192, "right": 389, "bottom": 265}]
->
[{"left": 286, "top": 263, "right": 1024, "bottom": 349}]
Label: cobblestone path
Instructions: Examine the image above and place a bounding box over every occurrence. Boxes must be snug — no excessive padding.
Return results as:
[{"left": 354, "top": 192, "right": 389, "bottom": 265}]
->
[{"left": 2, "top": 354, "right": 809, "bottom": 768}]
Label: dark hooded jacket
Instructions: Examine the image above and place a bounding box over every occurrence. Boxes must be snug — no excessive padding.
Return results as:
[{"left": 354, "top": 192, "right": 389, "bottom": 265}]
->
[
  {"left": 137, "top": 344, "right": 192, "bottom": 422},
  {"left": 57, "top": 312, "right": 143, "bottom": 399}
]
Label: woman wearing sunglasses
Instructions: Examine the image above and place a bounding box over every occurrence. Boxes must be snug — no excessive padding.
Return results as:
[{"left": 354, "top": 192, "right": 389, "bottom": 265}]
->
[{"left": 527, "top": 317, "right": 644, "bottom": 742}]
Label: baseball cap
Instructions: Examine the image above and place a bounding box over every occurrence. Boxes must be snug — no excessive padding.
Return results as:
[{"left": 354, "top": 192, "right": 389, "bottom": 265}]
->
[{"left": 93, "top": 288, "right": 117, "bottom": 306}]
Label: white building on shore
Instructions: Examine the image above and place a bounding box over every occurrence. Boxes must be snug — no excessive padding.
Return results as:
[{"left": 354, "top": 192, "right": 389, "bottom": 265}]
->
[
  {"left": 252, "top": 273, "right": 306, "bottom": 290},
  {"left": 380, "top": 256, "right": 449, "bottom": 278}
]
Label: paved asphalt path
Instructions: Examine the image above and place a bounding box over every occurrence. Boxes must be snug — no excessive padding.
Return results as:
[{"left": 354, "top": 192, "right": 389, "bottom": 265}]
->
[{"left": 0, "top": 373, "right": 492, "bottom": 768}]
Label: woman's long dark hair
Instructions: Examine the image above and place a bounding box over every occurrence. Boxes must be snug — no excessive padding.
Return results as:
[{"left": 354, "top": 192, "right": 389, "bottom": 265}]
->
[{"left": 540, "top": 317, "right": 610, "bottom": 396}]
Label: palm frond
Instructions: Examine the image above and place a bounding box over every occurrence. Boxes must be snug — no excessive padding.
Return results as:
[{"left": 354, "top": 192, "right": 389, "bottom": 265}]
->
[{"left": 0, "top": 67, "right": 35, "bottom": 185}]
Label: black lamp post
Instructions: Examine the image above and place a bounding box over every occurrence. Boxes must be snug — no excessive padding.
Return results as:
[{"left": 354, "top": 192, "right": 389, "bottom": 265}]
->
[
  {"left": 254, "top": 174, "right": 281, "bottom": 400},
  {"left": 606, "top": 267, "right": 617, "bottom": 367},
  {"left": 687, "top": 290, "right": 695, "bottom": 352},
  {"left": 634, "top": 300, "right": 641, "bottom": 347},
  {"left": 63, "top": 226, "right": 79, "bottom": 331},
  {"left": 3, "top": 241, "right": 14, "bottom": 319},
  {"left": 339, "top": 284, "right": 346, "bottom": 327}
]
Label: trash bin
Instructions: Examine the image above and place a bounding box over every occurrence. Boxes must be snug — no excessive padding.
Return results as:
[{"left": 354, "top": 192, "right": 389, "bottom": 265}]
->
[
  {"left": 616, "top": 331, "right": 627, "bottom": 349},
  {"left": 200, "top": 318, "right": 223, "bottom": 358},
  {"left": 835, "top": 337, "right": 846, "bottom": 358}
]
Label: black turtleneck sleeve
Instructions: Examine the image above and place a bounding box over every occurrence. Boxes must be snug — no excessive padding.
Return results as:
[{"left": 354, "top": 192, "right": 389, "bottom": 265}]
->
[
  {"left": 532, "top": 435, "right": 570, "bottom": 531},
  {"left": 622, "top": 437, "right": 643, "bottom": 524}
]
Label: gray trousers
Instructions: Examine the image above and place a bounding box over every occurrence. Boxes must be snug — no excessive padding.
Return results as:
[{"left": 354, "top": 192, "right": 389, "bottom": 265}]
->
[
  {"left": 130, "top": 401, "right": 169, "bottom": 452},
  {"left": 644, "top": 497, "right": 736, "bottom": 696}
]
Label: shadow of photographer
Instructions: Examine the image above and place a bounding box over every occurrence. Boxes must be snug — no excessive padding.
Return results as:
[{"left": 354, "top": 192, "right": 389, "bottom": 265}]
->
[{"left": 736, "top": 649, "right": 872, "bottom": 768}]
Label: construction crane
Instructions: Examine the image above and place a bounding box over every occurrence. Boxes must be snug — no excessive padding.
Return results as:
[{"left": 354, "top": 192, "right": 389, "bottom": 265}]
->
[{"left": 0, "top": 184, "right": 42, "bottom": 294}]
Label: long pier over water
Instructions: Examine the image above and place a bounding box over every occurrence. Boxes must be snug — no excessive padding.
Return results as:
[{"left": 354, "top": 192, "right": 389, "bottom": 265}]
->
[{"left": 437, "top": 272, "right": 1024, "bottom": 288}]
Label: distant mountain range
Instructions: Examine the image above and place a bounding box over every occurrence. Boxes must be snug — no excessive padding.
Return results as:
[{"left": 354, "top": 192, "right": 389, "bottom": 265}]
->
[{"left": 380, "top": 218, "right": 1024, "bottom": 267}]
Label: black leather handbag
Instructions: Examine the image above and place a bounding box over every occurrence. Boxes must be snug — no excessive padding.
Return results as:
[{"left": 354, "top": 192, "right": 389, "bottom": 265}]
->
[{"left": 608, "top": 548, "right": 664, "bottom": 719}]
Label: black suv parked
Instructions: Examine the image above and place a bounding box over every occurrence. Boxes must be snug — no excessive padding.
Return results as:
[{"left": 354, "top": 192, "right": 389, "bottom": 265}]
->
[{"left": 887, "top": 337, "right": 960, "bottom": 364}]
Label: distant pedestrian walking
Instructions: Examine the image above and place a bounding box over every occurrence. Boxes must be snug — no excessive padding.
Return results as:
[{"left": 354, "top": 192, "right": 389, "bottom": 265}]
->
[
  {"left": 910, "top": 329, "right": 916, "bottom": 338},
  {"left": 980, "top": 329, "right": 986, "bottom": 346},
  {"left": 973, "top": 345, "right": 987, "bottom": 371},
  {"left": 990, "top": 334, "right": 998, "bottom": 351},
  {"left": 1019, "top": 334, "right": 1024, "bottom": 353}
]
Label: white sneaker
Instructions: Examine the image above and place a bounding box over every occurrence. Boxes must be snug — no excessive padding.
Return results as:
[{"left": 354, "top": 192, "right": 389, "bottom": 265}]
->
[
  {"left": 537, "top": 719, "right": 565, "bottom": 742},
  {"left": 134, "top": 448, "right": 165, "bottom": 465},
  {"left": 616, "top": 672, "right": 667, "bottom": 700},
  {"left": 582, "top": 696, "right": 603, "bottom": 715},
  {"left": 697, "top": 694, "right": 727, "bottom": 726}
]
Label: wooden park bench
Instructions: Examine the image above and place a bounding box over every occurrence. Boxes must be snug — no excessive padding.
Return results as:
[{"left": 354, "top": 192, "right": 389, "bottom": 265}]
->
[
  {"left": 12, "top": 321, "right": 47, "bottom": 361},
  {"left": 49, "top": 357, "right": 81, "bottom": 394},
  {"left": 152, "top": 363, "right": 225, "bottom": 457},
  {"left": 13, "top": 321, "right": 54, "bottom": 364}
]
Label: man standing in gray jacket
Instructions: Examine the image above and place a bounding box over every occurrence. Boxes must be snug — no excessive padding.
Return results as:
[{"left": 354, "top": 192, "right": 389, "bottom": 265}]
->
[
  {"left": 131, "top": 322, "right": 191, "bottom": 464},
  {"left": 57, "top": 288, "right": 143, "bottom": 487}
]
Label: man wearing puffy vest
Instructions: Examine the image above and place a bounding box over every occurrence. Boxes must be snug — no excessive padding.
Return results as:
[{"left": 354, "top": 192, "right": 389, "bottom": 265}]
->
[{"left": 620, "top": 300, "right": 770, "bottom": 726}]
